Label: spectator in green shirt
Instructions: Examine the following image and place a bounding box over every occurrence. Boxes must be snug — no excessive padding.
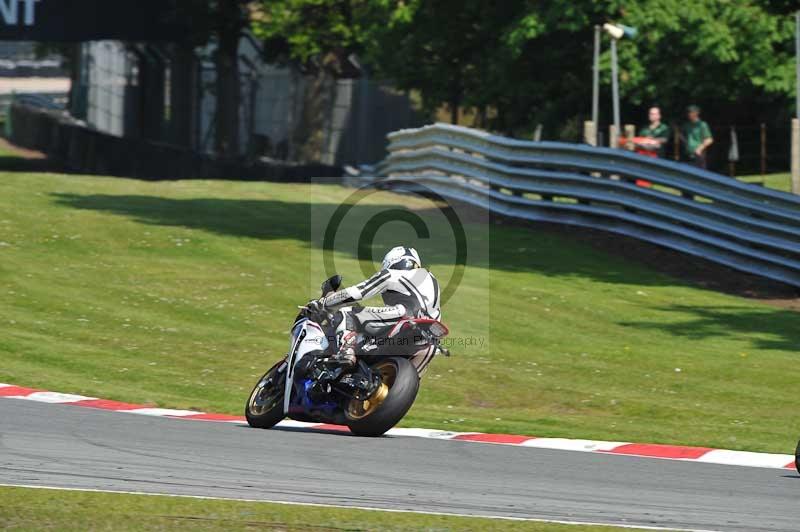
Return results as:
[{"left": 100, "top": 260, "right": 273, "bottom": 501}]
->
[
  {"left": 681, "top": 104, "right": 714, "bottom": 169},
  {"left": 638, "top": 106, "right": 670, "bottom": 157}
]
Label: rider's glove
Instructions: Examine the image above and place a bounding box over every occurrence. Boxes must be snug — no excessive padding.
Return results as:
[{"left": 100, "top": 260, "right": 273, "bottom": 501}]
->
[{"left": 304, "top": 298, "right": 326, "bottom": 318}]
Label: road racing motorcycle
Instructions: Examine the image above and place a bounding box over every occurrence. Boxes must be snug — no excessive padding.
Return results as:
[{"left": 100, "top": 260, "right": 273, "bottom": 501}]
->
[{"left": 245, "top": 275, "right": 449, "bottom": 436}]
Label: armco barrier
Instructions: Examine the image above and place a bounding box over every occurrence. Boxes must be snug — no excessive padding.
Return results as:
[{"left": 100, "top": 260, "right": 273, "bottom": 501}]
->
[
  {"left": 369, "top": 123, "right": 800, "bottom": 288},
  {"left": 6, "top": 102, "right": 342, "bottom": 183}
]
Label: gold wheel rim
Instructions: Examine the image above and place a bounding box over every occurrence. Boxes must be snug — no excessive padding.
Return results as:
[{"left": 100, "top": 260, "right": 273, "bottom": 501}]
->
[
  {"left": 346, "top": 360, "right": 396, "bottom": 420},
  {"left": 248, "top": 372, "right": 281, "bottom": 416}
]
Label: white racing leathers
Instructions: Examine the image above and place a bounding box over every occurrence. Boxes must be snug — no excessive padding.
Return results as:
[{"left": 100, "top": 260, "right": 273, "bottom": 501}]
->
[{"left": 321, "top": 268, "right": 441, "bottom": 367}]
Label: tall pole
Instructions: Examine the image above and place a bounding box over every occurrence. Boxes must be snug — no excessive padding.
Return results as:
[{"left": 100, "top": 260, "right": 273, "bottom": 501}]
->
[
  {"left": 610, "top": 38, "right": 621, "bottom": 145},
  {"left": 592, "top": 25, "right": 600, "bottom": 144},
  {"left": 796, "top": 12, "right": 800, "bottom": 119},
  {"left": 794, "top": 12, "right": 800, "bottom": 193}
]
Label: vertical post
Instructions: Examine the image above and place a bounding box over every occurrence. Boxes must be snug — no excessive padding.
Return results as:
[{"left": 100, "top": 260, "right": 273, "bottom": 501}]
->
[
  {"left": 193, "top": 59, "right": 202, "bottom": 151},
  {"left": 4, "top": 91, "right": 13, "bottom": 140},
  {"left": 357, "top": 75, "right": 371, "bottom": 163},
  {"left": 610, "top": 38, "right": 621, "bottom": 137},
  {"left": 792, "top": 118, "right": 800, "bottom": 194},
  {"left": 323, "top": 79, "right": 339, "bottom": 165},
  {"left": 796, "top": 12, "right": 800, "bottom": 120},
  {"left": 760, "top": 123, "right": 766, "bottom": 176},
  {"left": 624, "top": 124, "right": 635, "bottom": 150},
  {"left": 673, "top": 126, "right": 680, "bottom": 161},
  {"left": 609, "top": 124, "right": 619, "bottom": 149},
  {"left": 728, "top": 125, "right": 739, "bottom": 179},
  {"left": 592, "top": 25, "right": 600, "bottom": 145},
  {"left": 287, "top": 68, "right": 297, "bottom": 161},
  {"left": 583, "top": 120, "right": 597, "bottom": 146},
  {"left": 794, "top": 12, "right": 800, "bottom": 193}
]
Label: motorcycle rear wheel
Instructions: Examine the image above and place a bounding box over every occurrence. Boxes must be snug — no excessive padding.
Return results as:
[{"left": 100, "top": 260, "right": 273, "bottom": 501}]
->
[
  {"left": 346, "top": 356, "right": 419, "bottom": 437},
  {"left": 245, "top": 363, "right": 285, "bottom": 429}
]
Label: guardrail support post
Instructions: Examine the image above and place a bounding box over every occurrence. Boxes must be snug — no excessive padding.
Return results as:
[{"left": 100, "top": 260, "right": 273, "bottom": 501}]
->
[
  {"left": 624, "top": 124, "right": 635, "bottom": 150},
  {"left": 793, "top": 118, "right": 800, "bottom": 194},
  {"left": 609, "top": 124, "right": 619, "bottom": 149},
  {"left": 760, "top": 123, "right": 767, "bottom": 177},
  {"left": 584, "top": 120, "right": 597, "bottom": 146}
]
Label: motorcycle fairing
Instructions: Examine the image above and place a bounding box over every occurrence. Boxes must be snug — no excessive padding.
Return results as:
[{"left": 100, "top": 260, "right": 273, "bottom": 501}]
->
[{"left": 282, "top": 318, "right": 330, "bottom": 414}]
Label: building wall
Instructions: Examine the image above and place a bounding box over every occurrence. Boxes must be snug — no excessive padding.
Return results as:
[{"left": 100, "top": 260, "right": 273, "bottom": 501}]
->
[
  {"left": 77, "top": 37, "right": 423, "bottom": 165},
  {"left": 82, "top": 41, "right": 131, "bottom": 137}
]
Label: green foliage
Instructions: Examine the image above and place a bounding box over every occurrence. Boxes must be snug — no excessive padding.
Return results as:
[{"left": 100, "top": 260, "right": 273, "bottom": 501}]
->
[
  {"left": 251, "top": 0, "right": 800, "bottom": 138},
  {"left": 618, "top": 1, "right": 795, "bottom": 107},
  {"left": 366, "top": 1, "right": 526, "bottom": 121},
  {"left": 253, "top": 0, "right": 375, "bottom": 75}
]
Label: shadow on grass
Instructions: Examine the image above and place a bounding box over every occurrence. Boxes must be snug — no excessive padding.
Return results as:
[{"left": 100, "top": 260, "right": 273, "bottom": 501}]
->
[
  {"left": 51, "top": 191, "right": 800, "bottom": 345},
  {"left": 50, "top": 188, "right": 800, "bottom": 311},
  {"left": 0, "top": 154, "right": 60, "bottom": 173},
  {"left": 50, "top": 191, "right": 673, "bottom": 288},
  {"left": 619, "top": 305, "right": 800, "bottom": 351}
]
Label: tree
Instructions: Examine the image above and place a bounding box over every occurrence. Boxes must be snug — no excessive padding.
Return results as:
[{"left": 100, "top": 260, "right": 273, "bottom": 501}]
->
[
  {"left": 213, "top": 1, "right": 252, "bottom": 157},
  {"left": 365, "top": 0, "right": 527, "bottom": 125},
  {"left": 368, "top": 1, "right": 799, "bottom": 138},
  {"left": 615, "top": 0, "right": 795, "bottom": 123},
  {"left": 170, "top": 1, "right": 250, "bottom": 156},
  {"left": 178, "top": 0, "right": 251, "bottom": 156},
  {"left": 492, "top": 1, "right": 798, "bottom": 135},
  {"left": 252, "top": 0, "right": 371, "bottom": 76},
  {"left": 250, "top": 0, "right": 800, "bottom": 144},
  {"left": 251, "top": 0, "right": 375, "bottom": 161}
]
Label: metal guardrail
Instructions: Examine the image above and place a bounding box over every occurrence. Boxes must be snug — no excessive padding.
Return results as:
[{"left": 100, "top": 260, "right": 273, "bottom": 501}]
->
[
  {"left": 369, "top": 123, "right": 800, "bottom": 288},
  {"left": 0, "top": 92, "right": 67, "bottom": 118}
]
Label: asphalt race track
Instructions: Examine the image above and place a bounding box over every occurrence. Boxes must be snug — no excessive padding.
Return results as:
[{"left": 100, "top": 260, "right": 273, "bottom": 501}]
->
[{"left": 0, "top": 399, "right": 796, "bottom": 531}]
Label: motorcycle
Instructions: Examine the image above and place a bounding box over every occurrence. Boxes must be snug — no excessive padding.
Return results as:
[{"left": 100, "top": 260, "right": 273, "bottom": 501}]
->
[{"left": 245, "top": 274, "right": 450, "bottom": 436}]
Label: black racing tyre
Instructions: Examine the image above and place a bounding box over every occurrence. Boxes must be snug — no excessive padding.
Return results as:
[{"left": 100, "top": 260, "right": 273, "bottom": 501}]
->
[
  {"left": 245, "top": 363, "right": 285, "bottom": 429},
  {"left": 346, "top": 357, "right": 419, "bottom": 437}
]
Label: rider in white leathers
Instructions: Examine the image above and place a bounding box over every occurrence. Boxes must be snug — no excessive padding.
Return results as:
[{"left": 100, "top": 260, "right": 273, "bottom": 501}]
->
[{"left": 307, "top": 246, "right": 441, "bottom": 367}]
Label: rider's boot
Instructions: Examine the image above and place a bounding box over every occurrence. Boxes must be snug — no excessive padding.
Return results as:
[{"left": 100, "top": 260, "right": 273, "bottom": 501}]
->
[
  {"left": 331, "top": 330, "right": 358, "bottom": 368},
  {"left": 329, "top": 308, "right": 359, "bottom": 368}
]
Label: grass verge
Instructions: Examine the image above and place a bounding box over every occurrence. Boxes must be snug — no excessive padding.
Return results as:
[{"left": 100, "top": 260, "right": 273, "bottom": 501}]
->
[
  {"left": 0, "top": 171, "right": 798, "bottom": 453},
  {"left": 740, "top": 172, "right": 792, "bottom": 192},
  {"left": 0, "top": 486, "right": 657, "bottom": 531}
]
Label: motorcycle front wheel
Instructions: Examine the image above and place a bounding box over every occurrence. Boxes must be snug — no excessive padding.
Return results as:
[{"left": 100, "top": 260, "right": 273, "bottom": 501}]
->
[
  {"left": 245, "top": 361, "right": 285, "bottom": 429},
  {"left": 795, "top": 440, "right": 800, "bottom": 474},
  {"left": 345, "top": 356, "right": 419, "bottom": 437}
]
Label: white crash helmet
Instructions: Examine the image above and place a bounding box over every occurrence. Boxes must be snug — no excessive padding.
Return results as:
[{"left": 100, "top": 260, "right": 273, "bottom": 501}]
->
[{"left": 381, "top": 246, "right": 421, "bottom": 271}]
